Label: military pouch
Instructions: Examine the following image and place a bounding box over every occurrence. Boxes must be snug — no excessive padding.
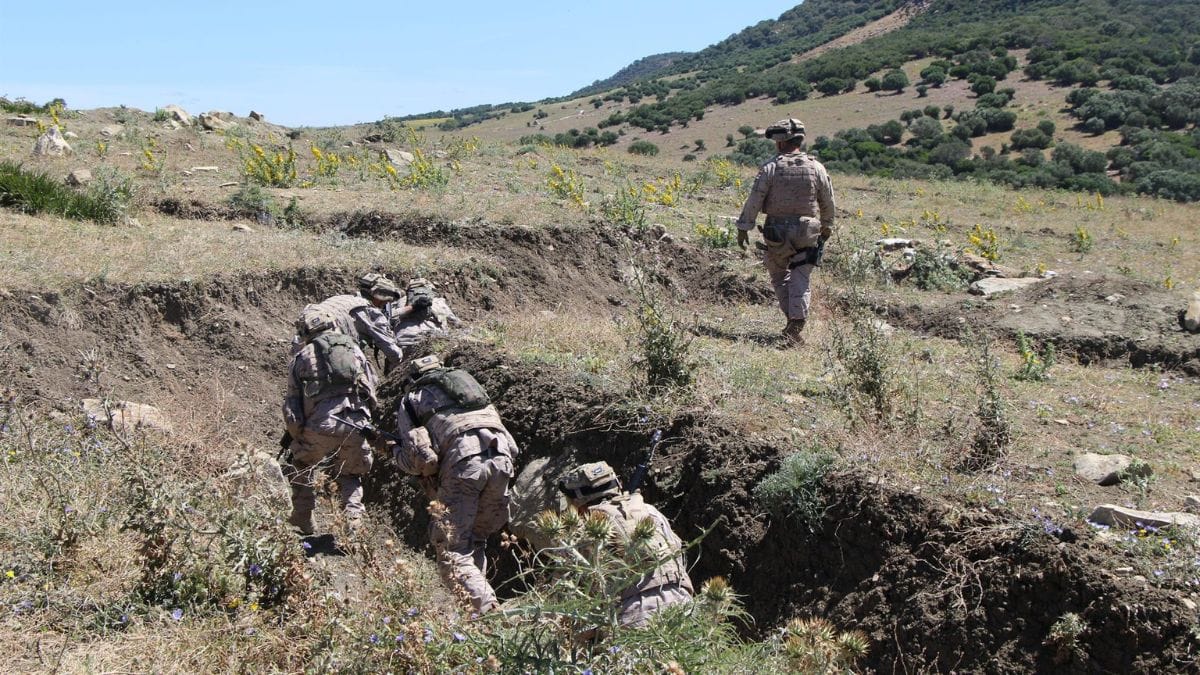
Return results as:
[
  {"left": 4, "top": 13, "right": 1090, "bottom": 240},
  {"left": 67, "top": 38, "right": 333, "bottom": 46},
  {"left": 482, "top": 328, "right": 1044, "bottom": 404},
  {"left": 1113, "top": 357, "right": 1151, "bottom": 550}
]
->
[
  {"left": 761, "top": 222, "right": 784, "bottom": 244},
  {"left": 412, "top": 368, "right": 492, "bottom": 423}
]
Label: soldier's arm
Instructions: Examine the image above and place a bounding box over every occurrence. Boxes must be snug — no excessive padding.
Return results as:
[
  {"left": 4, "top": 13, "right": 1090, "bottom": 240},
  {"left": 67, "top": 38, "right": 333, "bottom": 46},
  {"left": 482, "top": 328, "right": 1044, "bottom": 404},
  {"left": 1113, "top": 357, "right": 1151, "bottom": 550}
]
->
[
  {"left": 393, "top": 393, "right": 438, "bottom": 476},
  {"left": 735, "top": 163, "right": 775, "bottom": 230},
  {"left": 282, "top": 357, "right": 305, "bottom": 437},
  {"left": 435, "top": 299, "right": 462, "bottom": 327},
  {"left": 816, "top": 164, "right": 836, "bottom": 232},
  {"left": 352, "top": 307, "right": 405, "bottom": 368}
]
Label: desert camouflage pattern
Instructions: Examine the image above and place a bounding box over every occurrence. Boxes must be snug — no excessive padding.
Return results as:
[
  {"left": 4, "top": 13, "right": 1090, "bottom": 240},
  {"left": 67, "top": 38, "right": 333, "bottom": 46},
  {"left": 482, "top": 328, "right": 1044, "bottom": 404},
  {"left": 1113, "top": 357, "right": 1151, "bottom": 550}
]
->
[
  {"left": 736, "top": 151, "right": 836, "bottom": 322},
  {"left": 736, "top": 151, "right": 836, "bottom": 231},
  {"left": 392, "top": 298, "right": 462, "bottom": 347},
  {"left": 394, "top": 382, "right": 519, "bottom": 613},
  {"left": 1185, "top": 289, "right": 1200, "bottom": 333},
  {"left": 588, "top": 492, "right": 693, "bottom": 627},
  {"left": 282, "top": 339, "right": 377, "bottom": 519},
  {"left": 308, "top": 294, "right": 404, "bottom": 372},
  {"left": 428, "top": 429, "right": 516, "bottom": 612}
]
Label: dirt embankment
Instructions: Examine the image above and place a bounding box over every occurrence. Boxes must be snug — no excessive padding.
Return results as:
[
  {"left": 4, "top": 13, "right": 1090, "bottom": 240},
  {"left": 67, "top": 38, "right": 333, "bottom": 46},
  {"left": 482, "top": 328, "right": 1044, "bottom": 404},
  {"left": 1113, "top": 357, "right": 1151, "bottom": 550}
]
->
[
  {"left": 872, "top": 274, "right": 1200, "bottom": 375},
  {"left": 373, "top": 345, "right": 1198, "bottom": 674}
]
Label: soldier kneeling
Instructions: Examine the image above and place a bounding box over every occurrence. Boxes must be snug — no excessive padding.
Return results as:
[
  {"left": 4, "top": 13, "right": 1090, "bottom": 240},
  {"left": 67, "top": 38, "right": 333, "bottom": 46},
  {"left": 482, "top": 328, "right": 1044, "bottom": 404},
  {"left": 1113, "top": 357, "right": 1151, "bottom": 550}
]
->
[{"left": 558, "top": 462, "right": 694, "bottom": 628}]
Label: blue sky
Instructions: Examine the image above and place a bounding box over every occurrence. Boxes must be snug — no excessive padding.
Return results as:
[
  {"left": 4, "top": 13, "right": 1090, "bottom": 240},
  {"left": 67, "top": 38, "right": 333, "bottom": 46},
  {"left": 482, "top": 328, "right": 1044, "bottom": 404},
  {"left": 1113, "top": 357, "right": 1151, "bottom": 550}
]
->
[{"left": 0, "top": 1, "right": 800, "bottom": 127}]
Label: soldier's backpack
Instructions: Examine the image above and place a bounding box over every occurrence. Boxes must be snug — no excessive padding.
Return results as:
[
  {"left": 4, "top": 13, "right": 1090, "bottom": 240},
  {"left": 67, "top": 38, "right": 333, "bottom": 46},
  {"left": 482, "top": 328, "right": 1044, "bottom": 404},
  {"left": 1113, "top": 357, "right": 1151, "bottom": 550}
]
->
[
  {"left": 408, "top": 368, "right": 491, "bottom": 422},
  {"left": 306, "top": 332, "right": 366, "bottom": 400}
]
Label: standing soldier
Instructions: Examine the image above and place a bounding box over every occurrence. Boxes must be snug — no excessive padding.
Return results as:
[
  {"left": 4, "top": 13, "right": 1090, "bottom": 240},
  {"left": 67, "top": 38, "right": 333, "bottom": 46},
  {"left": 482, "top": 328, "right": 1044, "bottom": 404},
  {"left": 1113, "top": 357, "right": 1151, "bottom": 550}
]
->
[
  {"left": 298, "top": 273, "right": 405, "bottom": 378},
  {"left": 282, "top": 307, "right": 377, "bottom": 535},
  {"left": 390, "top": 277, "right": 463, "bottom": 350},
  {"left": 735, "top": 118, "right": 836, "bottom": 345},
  {"left": 558, "top": 461, "right": 694, "bottom": 628},
  {"left": 392, "top": 355, "right": 519, "bottom": 614}
]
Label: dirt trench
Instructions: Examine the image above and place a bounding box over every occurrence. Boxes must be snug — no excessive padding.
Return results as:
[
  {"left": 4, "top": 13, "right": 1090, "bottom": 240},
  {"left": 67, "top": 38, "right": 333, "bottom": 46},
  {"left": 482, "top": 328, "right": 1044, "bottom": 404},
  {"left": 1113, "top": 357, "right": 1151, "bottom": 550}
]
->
[
  {"left": 2, "top": 216, "right": 1197, "bottom": 672},
  {"left": 875, "top": 275, "right": 1200, "bottom": 375},
  {"left": 369, "top": 345, "right": 1197, "bottom": 674}
]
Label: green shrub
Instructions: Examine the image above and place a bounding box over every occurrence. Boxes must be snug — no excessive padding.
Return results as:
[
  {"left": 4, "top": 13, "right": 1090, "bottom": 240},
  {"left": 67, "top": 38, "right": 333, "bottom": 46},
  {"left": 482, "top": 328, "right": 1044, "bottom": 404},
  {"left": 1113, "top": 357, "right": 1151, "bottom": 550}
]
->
[
  {"left": 908, "top": 247, "right": 971, "bottom": 291},
  {"left": 628, "top": 140, "right": 660, "bottom": 156},
  {"left": 0, "top": 161, "right": 132, "bottom": 224},
  {"left": 754, "top": 450, "right": 836, "bottom": 530},
  {"left": 962, "top": 339, "right": 1013, "bottom": 471},
  {"left": 628, "top": 269, "right": 694, "bottom": 390}
]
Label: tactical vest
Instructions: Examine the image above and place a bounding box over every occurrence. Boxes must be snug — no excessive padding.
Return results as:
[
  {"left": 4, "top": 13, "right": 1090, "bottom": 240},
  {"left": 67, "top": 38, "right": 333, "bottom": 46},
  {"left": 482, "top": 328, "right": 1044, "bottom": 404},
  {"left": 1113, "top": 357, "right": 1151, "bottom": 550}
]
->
[
  {"left": 592, "top": 493, "right": 692, "bottom": 599},
  {"left": 313, "top": 295, "right": 372, "bottom": 343},
  {"left": 409, "top": 368, "right": 491, "bottom": 422},
  {"left": 761, "top": 152, "right": 822, "bottom": 219},
  {"left": 301, "top": 333, "right": 367, "bottom": 402}
]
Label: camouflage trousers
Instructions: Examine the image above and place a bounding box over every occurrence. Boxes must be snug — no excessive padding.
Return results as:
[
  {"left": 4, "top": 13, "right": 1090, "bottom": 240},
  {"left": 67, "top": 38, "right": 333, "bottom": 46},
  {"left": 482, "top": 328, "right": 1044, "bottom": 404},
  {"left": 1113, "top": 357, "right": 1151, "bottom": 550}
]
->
[
  {"left": 618, "top": 581, "right": 693, "bottom": 628},
  {"left": 287, "top": 430, "right": 373, "bottom": 517},
  {"left": 764, "top": 255, "right": 814, "bottom": 321},
  {"left": 430, "top": 431, "right": 514, "bottom": 613}
]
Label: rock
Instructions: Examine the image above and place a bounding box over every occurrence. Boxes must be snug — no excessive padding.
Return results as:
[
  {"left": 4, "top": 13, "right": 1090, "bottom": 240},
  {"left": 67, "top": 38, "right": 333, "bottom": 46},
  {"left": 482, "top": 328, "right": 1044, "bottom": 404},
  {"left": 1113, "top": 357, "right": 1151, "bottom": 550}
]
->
[
  {"left": 1105, "top": 293, "right": 1125, "bottom": 304},
  {"left": 249, "top": 110, "right": 264, "bottom": 121},
  {"left": 1184, "top": 289, "right": 1200, "bottom": 333},
  {"left": 65, "top": 169, "right": 92, "bottom": 187},
  {"left": 1190, "top": 469, "right": 1200, "bottom": 483},
  {"left": 161, "top": 104, "right": 191, "bottom": 125},
  {"left": 1087, "top": 504, "right": 1200, "bottom": 530},
  {"left": 1184, "top": 598, "right": 1198, "bottom": 612},
  {"left": 232, "top": 223, "right": 254, "bottom": 232},
  {"left": 385, "top": 148, "right": 414, "bottom": 165},
  {"left": 32, "top": 126, "right": 72, "bottom": 156},
  {"left": 222, "top": 450, "right": 288, "bottom": 506},
  {"left": 198, "top": 112, "right": 232, "bottom": 131},
  {"left": 1074, "top": 453, "right": 1147, "bottom": 486},
  {"left": 876, "top": 238, "right": 914, "bottom": 251},
  {"left": 99, "top": 124, "right": 125, "bottom": 138},
  {"left": 6, "top": 115, "right": 38, "bottom": 127},
  {"left": 81, "top": 398, "right": 173, "bottom": 434},
  {"left": 959, "top": 251, "right": 1022, "bottom": 279},
  {"left": 1186, "top": 496, "right": 1200, "bottom": 513},
  {"left": 969, "top": 277, "right": 1046, "bottom": 297},
  {"left": 62, "top": 131, "right": 78, "bottom": 139},
  {"left": 190, "top": 166, "right": 219, "bottom": 172}
]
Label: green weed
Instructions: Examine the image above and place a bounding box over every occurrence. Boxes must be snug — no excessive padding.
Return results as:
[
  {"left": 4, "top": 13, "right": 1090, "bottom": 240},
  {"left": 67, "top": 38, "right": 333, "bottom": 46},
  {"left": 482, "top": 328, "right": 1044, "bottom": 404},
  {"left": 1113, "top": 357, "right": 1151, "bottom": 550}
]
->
[
  {"left": 0, "top": 161, "right": 132, "bottom": 224},
  {"left": 754, "top": 449, "right": 836, "bottom": 530}
]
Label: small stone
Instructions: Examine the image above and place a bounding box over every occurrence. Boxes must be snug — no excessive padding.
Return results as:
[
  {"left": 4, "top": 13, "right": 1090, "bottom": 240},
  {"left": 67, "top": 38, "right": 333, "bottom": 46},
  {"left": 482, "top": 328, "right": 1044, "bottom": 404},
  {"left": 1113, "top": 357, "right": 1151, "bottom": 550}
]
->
[
  {"left": 191, "top": 165, "right": 219, "bottom": 172},
  {"left": 1087, "top": 504, "right": 1200, "bottom": 530},
  {"left": 6, "top": 115, "right": 38, "bottom": 127},
  {"left": 385, "top": 148, "right": 414, "bottom": 165},
  {"left": 1074, "top": 453, "right": 1145, "bottom": 486},
  {"left": 65, "top": 169, "right": 92, "bottom": 187},
  {"left": 232, "top": 223, "right": 254, "bottom": 232},
  {"left": 161, "top": 104, "right": 192, "bottom": 125},
  {"left": 1184, "top": 289, "right": 1200, "bottom": 333},
  {"left": 165, "top": 363, "right": 176, "bottom": 370},
  {"left": 82, "top": 399, "right": 173, "bottom": 434},
  {"left": 1113, "top": 567, "right": 1134, "bottom": 576},
  {"left": 198, "top": 112, "right": 232, "bottom": 131},
  {"left": 1189, "top": 469, "right": 1200, "bottom": 483},
  {"left": 1185, "top": 496, "right": 1200, "bottom": 513},
  {"left": 1183, "top": 598, "right": 1197, "bottom": 612},
  {"left": 969, "top": 277, "right": 1046, "bottom": 297},
  {"left": 249, "top": 110, "right": 264, "bottom": 121},
  {"left": 32, "top": 126, "right": 72, "bottom": 156},
  {"left": 100, "top": 124, "right": 125, "bottom": 138},
  {"left": 1105, "top": 293, "right": 1125, "bottom": 304},
  {"left": 62, "top": 131, "right": 78, "bottom": 139}
]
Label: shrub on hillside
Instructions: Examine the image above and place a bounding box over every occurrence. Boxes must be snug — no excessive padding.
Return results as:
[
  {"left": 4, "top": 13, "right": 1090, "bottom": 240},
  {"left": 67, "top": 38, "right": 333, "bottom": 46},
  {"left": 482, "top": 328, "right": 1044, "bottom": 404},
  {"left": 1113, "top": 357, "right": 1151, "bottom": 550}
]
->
[
  {"left": 628, "top": 140, "right": 660, "bottom": 156},
  {"left": 0, "top": 161, "right": 132, "bottom": 224}
]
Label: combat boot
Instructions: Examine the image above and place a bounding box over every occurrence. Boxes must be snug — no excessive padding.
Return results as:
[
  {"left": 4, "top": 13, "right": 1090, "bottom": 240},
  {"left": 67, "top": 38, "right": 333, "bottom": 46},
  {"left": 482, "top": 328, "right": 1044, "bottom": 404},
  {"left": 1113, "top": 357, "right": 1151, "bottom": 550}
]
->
[
  {"left": 288, "top": 509, "right": 315, "bottom": 536},
  {"left": 783, "top": 319, "right": 806, "bottom": 345}
]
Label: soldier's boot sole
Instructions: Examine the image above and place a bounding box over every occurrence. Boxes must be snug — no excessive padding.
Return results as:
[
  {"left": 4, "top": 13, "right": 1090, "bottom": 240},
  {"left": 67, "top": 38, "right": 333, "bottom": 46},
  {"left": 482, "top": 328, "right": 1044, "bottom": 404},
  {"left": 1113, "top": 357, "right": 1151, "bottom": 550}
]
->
[{"left": 288, "top": 511, "right": 315, "bottom": 536}]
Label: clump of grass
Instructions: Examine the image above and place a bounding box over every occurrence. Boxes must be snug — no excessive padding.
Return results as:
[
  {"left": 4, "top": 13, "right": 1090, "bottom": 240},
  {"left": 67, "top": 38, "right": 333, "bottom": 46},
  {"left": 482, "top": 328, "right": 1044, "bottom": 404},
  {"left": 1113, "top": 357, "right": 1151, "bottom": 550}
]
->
[
  {"left": 694, "top": 216, "right": 736, "bottom": 248},
  {"left": 1069, "top": 225, "right": 1093, "bottom": 253},
  {"left": 961, "top": 338, "right": 1013, "bottom": 471},
  {"left": 0, "top": 161, "right": 132, "bottom": 224},
  {"left": 1044, "top": 612, "right": 1087, "bottom": 665},
  {"left": 754, "top": 449, "right": 837, "bottom": 530},
  {"left": 627, "top": 267, "right": 695, "bottom": 391},
  {"left": 908, "top": 247, "right": 971, "bottom": 291},
  {"left": 601, "top": 183, "right": 647, "bottom": 229}
]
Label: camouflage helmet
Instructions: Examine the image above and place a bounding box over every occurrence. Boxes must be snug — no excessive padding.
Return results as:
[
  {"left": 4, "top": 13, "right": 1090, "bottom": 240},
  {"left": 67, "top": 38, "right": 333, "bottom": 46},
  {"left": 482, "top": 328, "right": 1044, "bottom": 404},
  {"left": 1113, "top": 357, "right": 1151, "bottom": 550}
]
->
[
  {"left": 362, "top": 275, "right": 402, "bottom": 303},
  {"left": 408, "top": 354, "right": 443, "bottom": 378},
  {"left": 558, "top": 461, "right": 621, "bottom": 505},
  {"left": 407, "top": 277, "right": 435, "bottom": 292},
  {"left": 357, "top": 272, "right": 387, "bottom": 293},
  {"left": 296, "top": 304, "right": 336, "bottom": 339},
  {"left": 763, "top": 118, "right": 806, "bottom": 143}
]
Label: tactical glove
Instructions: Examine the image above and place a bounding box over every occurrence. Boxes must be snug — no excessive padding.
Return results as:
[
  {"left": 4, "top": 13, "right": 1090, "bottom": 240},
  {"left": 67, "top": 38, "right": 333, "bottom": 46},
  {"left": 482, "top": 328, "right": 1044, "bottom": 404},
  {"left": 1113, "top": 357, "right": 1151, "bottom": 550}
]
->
[
  {"left": 411, "top": 295, "right": 433, "bottom": 312},
  {"left": 820, "top": 225, "right": 832, "bottom": 239},
  {"left": 736, "top": 229, "right": 749, "bottom": 250}
]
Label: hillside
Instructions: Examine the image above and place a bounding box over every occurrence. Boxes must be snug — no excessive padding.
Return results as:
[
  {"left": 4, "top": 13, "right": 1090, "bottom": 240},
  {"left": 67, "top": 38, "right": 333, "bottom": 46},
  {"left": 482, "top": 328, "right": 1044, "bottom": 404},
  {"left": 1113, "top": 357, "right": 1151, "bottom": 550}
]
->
[
  {"left": 2, "top": 0, "right": 1200, "bottom": 672},
  {"left": 568, "top": 51, "right": 691, "bottom": 99}
]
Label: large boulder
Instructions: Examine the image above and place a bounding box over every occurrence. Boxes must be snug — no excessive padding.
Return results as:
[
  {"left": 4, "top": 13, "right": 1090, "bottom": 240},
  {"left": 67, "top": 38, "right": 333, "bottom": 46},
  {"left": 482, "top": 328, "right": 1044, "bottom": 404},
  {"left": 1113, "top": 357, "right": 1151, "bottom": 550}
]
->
[
  {"left": 82, "top": 398, "right": 173, "bottom": 434},
  {"left": 6, "top": 116, "right": 38, "bottom": 127},
  {"left": 1184, "top": 289, "right": 1200, "bottom": 333},
  {"left": 1088, "top": 504, "right": 1200, "bottom": 530},
  {"left": 198, "top": 112, "right": 233, "bottom": 131},
  {"left": 385, "top": 148, "right": 414, "bottom": 166},
  {"left": 1073, "top": 452, "right": 1149, "bottom": 486},
  {"left": 223, "top": 450, "right": 289, "bottom": 508},
  {"left": 161, "top": 104, "right": 191, "bottom": 125},
  {"left": 99, "top": 124, "right": 125, "bottom": 139},
  {"left": 33, "top": 126, "right": 72, "bottom": 156},
  {"left": 969, "top": 276, "right": 1046, "bottom": 297}
]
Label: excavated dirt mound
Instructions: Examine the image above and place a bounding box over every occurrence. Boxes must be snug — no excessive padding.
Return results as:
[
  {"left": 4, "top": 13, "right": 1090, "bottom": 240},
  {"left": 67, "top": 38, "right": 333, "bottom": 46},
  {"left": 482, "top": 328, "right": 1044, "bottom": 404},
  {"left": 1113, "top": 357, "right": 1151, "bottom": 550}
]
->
[
  {"left": 879, "top": 275, "right": 1200, "bottom": 374},
  {"left": 372, "top": 344, "right": 1198, "bottom": 674}
]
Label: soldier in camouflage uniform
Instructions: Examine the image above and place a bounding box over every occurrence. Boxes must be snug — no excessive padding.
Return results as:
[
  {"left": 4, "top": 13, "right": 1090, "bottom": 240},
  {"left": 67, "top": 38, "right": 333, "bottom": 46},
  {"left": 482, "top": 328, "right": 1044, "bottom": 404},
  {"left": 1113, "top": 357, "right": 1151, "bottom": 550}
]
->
[
  {"left": 392, "top": 355, "right": 519, "bottom": 614},
  {"left": 295, "top": 273, "right": 405, "bottom": 378},
  {"left": 282, "top": 307, "right": 378, "bottom": 535},
  {"left": 390, "top": 278, "right": 463, "bottom": 349},
  {"left": 559, "top": 461, "right": 693, "bottom": 628},
  {"left": 735, "top": 118, "right": 837, "bottom": 345}
]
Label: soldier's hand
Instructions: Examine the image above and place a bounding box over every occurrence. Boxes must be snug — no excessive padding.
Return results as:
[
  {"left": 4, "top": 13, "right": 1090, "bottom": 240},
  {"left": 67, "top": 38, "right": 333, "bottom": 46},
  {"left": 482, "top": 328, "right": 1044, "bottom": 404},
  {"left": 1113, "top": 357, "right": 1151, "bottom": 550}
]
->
[
  {"left": 736, "top": 229, "right": 749, "bottom": 250},
  {"left": 820, "top": 225, "right": 832, "bottom": 239}
]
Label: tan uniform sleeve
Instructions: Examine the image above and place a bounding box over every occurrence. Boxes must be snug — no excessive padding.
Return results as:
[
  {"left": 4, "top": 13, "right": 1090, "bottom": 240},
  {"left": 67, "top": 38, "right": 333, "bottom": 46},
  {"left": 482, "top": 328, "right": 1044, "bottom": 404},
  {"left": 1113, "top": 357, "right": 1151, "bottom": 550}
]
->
[
  {"left": 393, "top": 393, "right": 438, "bottom": 476},
  {"left": 736, "top": 161, "right": 776, "bottom": 231},
  {"left": 351, "top": 306, "right": 405, "bottom": 369},
  {"left": 815, "top": 163, "right": 836, "bottom": 230}
]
